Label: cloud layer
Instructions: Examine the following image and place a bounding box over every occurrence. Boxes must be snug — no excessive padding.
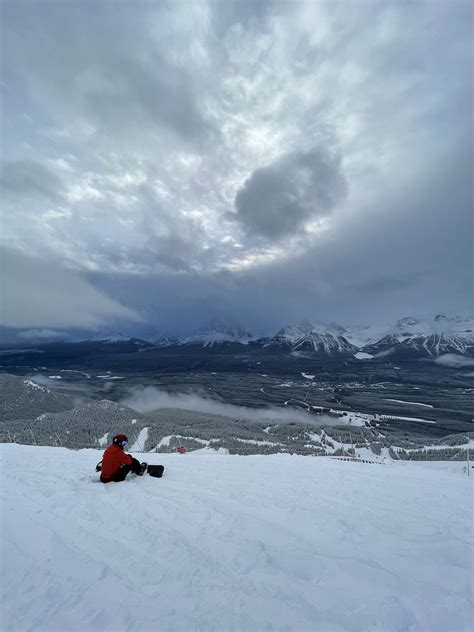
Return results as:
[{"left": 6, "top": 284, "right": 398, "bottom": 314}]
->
[
  {"left": 234, "top": 148, "right": 346, "bottom": 238},
  {"left": 121, "top": 385, "right": 347, "bottom": 427},
  {"left": 1, "top": 249, "right": 140, "bottom": 329},
  {"left": 1, "top": 1, "right": 472, "bottom": 334}
]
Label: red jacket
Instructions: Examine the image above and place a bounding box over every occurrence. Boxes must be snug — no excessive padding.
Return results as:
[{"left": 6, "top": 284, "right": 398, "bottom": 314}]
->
[{"left": 101, "top": 444, "right": 133, "bottom": 481}]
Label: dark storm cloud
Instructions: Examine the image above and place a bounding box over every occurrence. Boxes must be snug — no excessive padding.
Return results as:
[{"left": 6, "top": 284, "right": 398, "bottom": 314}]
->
[
  {"left": 87, "top": 137, "right": 473, "bottom": 335},
  {"left": 233, "top": 148, "right": 347, "bottom": 239},
  {"left": 0, "top": 248, "right": 141, "bottom": 329}
]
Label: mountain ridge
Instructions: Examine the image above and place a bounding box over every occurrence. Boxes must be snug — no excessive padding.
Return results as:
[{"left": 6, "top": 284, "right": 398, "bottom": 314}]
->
[{"left": 3, "top": 315, "right": 473, "bottom": 358}]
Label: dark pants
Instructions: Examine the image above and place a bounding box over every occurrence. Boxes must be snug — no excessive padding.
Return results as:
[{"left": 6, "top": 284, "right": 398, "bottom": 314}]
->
[{"left": 101, "top": 458, "right": 142, "bottom": 483}]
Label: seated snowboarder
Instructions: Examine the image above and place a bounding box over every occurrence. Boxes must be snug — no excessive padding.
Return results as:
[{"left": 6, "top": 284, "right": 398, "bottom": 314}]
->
[{"left": 98, "top": 434, "right": 146, "bottom": 483}]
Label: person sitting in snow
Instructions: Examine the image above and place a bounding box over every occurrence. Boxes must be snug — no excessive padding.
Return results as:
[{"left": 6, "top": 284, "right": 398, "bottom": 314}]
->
[{"left": 98, "top": 434, "right": 146, "bottom": 483}]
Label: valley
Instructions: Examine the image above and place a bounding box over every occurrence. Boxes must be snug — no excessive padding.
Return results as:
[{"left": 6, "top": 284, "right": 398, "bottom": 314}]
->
[{"left": 1, "top": 315, "right": 472, "bottom": 460}]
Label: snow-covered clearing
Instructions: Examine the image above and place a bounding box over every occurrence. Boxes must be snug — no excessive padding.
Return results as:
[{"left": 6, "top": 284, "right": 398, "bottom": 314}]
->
[
  {"left": 235, "top": 437, "right": 284, "bottom": 447},
  {"left": 130, "top": 427, "right": 149, "bottom": 452},
  {"left": 153, "top": 435, "right": 211, "bottom": 450},
  {"left": 384, "top": 399, "right": 434, "bottom": 408},
  {"left": 155, "top": 434, "right": 173, "bottom": 448},
  {"left": 98, "top": 432, "right": 109, "bottom": 447},
  {"left": 23, "top": 379, "right": 50, "bottom": 393},
  {"left": 379, "top": 414, "right": 436, "bottom": 424},
  {"left": 337, "top": 412, "right": 366, "bottom": 427},
  {"left": 263, "top": 424, "right": 279, "bottom": 434},
  {"left": 1, "top": 444, "right": 472, "bottom": 632}
]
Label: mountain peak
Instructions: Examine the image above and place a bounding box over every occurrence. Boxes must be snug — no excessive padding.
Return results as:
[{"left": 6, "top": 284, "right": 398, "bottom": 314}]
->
[
  {"left": 267, "top": 320, "right": 356, "bottom": 354},
  {"left": 364, "top": 315, "right": 474, "bottom": 357}
]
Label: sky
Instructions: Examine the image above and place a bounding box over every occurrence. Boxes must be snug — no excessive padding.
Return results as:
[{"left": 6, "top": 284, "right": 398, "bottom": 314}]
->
[{"left": 1, "top": 0, "right": 472, "bottom": 339}]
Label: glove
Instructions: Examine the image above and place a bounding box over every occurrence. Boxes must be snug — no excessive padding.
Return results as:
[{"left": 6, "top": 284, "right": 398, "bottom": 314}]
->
[{"left": 95, "top": 461, "right": 102, "bottom": 472}]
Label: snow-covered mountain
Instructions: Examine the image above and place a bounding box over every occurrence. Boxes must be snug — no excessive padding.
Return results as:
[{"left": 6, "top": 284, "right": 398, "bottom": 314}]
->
[
  {"left": 364, "top": 315, "right": 474, "bottom": 357},
  {"left": 153, "top": 336, "right": 180, "bottom": 347},
  {"left": 8, "top": 315, "right": 473, "bottom": 358},
  {"left": 178, "top": 322, "right": 255, "bottom": 347},
  {"left": 263, "top": 320, "right": 358, "bottom": 355},
  {"left": 73, "top": 331, "right": 148, "bottom": 344},
  {"left": 72, "top": 316, "right": 474, "bottom": 357}
]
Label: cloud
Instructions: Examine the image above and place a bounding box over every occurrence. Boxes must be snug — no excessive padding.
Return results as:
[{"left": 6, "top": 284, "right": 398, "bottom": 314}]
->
[
  {"left": 121, "top": 385, "right": 350, "bottom": 426},
  {"left": 85, "top": 136, "right": 472, "bottom": 335},
  {"left": 17, "top": 329, "right": 65, "bottom": 341},
  {"left": 3, "top": 3, "right": 214, "bottom": 148},
  {"left": 1, "top": 1, "right": 471, "bottom": 331},
  {"left": 0, "top": 160, "right": 64, "bottom": 201},
  {"left": 433, "top": 355, "right": 474, "bottom": 368},
  {"left": 0, "top": 249, "right": 141, "bottom": 329},
  {"left": 233, "top": 148, "right": 346, "bottom": 239}
]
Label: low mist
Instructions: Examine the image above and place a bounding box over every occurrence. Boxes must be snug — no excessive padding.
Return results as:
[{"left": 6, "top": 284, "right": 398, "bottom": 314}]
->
[
  {"left": 433, "top": 354, "right": 474, "bottom": 368},
  {"left": 121, "top": 385, "right": 342, "bottom": 426}
]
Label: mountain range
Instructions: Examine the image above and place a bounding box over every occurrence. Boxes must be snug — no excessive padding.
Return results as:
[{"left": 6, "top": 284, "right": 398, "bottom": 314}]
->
[
  {"left": 6, "top": 315, "right": 473, "bottom": 359},
  {"left": 156, "top": 315, "right": 474, "bottom": 358}
]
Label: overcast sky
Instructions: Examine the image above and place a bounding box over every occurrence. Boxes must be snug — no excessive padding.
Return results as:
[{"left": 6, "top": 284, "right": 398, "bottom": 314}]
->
[{"left": 1, "top": 0, "right": 472, "bottom": 337}]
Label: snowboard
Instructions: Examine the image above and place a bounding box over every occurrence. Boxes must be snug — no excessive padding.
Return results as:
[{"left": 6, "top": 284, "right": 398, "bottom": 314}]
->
[{"left": 146, "top": 464, "right": 165, "bottom": 478}]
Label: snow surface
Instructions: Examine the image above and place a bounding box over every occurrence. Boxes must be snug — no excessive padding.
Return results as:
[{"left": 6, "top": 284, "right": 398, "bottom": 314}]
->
[
  {"left": 267, "top": 321, "right": 357, "bottom": 354},
  {"left": 23, "top": 378, "right": 50, "bottom": 393},
  {"left": 384, "top": 399, "right": 434, "bottom": 408},
  {"left": 379, "top": 414, "right": 436, "bottom": 424},
  {"left": 98, "top": 432, "right": 109, "bottom": 447},
  {"left": 1, "top": 444, "right": 472, "bottom": 632},
  {"left": 155, "top": 434, "right": 173, "bottom": 448},
  {"left": 340, "top": 413, "right": 366, "bottom": 427},
  {"left": 130, "top": 427, "right": 149, "bottom": 452}
]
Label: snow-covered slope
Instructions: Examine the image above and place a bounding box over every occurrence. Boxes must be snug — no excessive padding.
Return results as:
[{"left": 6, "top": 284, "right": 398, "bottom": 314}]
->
[
  {"left": 153, "top": 335, "right": 180, "bottom": 347},
  {"left": 264, "top": 320, "right": 358, "bottom": 355},
  {"left": 0, "top": 374, "right": 72, "bottom": 421},
  {"left": 1, "top": 444, "right": 471, "bottom": 632},
  {"left": 364, "top": 315, "right": 474, "bottom": 357}
]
